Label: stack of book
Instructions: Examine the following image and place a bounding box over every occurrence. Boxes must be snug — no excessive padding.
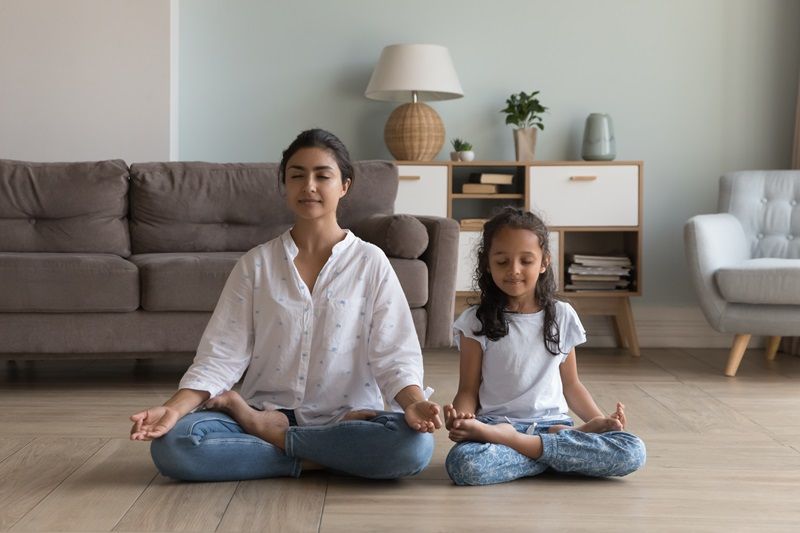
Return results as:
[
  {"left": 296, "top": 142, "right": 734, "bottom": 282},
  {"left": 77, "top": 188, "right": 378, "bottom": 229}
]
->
[
  {"left": 565, "top": 254, "right": 632, "bottom": 291},
  {"left": 461, "top": 172, "right": 514, "bottom": 194},
  {"left": 459, "top": 218, "right": 487, "bottom": 231}
]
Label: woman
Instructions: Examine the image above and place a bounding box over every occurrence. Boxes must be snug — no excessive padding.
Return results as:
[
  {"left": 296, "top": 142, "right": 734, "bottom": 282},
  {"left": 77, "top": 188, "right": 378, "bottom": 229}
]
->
[{"left": 130, "top": 129, "right": 441, "bottom": 481}]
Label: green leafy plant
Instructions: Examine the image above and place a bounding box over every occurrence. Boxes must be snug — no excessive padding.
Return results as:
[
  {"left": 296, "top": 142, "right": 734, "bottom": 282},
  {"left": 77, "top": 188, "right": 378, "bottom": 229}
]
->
[
  {"left": 451, "top": 138, "right": 473, "bottom": 151},
  {"left": 501, "top": 90, "right": 547, "bottom": 130}
]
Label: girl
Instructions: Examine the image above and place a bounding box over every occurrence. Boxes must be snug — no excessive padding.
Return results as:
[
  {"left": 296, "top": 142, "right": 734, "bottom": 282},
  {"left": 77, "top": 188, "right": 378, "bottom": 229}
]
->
[
  {"left": 130, "top": 129, "right": 441, "bottom": 481},
  {"left": 444, "top": 207, "right": 645, "bottom": 486}
]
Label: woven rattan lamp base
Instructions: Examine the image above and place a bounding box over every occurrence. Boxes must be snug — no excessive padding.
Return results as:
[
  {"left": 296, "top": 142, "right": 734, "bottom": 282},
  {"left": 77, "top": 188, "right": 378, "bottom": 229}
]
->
[{"left": 384, "top": 102, "right": 444, "bottom": 161}]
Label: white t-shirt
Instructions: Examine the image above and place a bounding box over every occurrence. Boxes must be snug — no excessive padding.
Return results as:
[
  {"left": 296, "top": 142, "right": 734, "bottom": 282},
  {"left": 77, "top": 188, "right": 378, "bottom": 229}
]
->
[
  {"left": 453, "top": 301, "right": 586, "bottom": 423},
  {"left": 180, "top": 229, "right": 425, "bottom": 425}
]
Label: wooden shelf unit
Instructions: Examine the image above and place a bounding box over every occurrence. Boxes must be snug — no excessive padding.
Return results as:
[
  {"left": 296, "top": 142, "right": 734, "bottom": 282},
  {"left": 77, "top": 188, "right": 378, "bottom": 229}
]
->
[{"left": 395, "top": 160, "right": 643, "bottom": 355}]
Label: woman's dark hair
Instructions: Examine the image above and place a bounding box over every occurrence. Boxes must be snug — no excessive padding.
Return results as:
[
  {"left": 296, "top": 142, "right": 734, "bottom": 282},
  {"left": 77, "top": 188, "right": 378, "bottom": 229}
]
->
[
  {"left": 279, "top": 128, "right": 354, "bottom": 185},
  {"left": 473, "top": 207, "right": 562, "bottom": 355}
]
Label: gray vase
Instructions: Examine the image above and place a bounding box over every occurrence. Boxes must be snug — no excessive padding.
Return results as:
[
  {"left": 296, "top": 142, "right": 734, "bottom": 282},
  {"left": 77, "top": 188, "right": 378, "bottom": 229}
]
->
[{"left": 581, "top": 113, "right": 616, "bottom": 161}]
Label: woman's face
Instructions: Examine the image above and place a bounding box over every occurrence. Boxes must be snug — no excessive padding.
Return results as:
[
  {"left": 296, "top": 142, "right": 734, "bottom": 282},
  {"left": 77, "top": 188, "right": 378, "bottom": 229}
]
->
[{"left": 283, "top": 147, "right": 351, "bottom": 222}]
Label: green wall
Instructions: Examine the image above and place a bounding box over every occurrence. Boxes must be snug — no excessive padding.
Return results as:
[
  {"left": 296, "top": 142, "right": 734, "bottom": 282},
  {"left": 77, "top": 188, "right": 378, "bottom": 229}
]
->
[{"left": 178, "top": 0, "right": 800, "bottom": 307}]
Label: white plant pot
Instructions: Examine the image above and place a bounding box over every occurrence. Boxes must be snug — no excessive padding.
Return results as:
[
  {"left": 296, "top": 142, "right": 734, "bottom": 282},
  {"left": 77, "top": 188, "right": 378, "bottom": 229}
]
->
[{"left": 459, "top": 150, "right": 475, "bottom": 162}]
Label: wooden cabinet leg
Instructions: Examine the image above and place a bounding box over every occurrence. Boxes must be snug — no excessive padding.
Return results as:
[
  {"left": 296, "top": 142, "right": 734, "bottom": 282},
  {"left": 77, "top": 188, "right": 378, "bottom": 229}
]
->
[
  {"left": 725, "top": 334, "right": 751, "bottom": 377},
  {"left": 617, "top": 297, "right": 640, "bottom": 357},
  {"left": 765, "top": 336, "right": 781, "bottom": 361}
]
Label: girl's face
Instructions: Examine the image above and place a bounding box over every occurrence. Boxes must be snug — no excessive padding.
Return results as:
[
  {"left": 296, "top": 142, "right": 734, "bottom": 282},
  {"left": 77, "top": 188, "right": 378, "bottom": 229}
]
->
[
  {"left": 488, "top": 226, "right": 549, "bottom": 308},
  {"left": 284, "top": 147, "right": 350, "bottom": 221}
]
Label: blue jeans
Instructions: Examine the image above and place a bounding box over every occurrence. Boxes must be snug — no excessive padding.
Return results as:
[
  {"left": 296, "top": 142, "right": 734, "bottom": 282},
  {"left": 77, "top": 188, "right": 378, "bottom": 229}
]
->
[
  {"left": 150, "top": 410, "right": 434, "bottom": 481},
  {"left": 445, "top": 418, "right": 646, "bottom": 486}
]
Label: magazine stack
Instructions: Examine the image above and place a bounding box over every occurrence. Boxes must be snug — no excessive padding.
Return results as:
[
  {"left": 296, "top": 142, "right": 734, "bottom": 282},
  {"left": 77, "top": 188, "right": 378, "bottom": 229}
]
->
[{"left": 565, "top": 254, "right": 632, "bottom": 291}]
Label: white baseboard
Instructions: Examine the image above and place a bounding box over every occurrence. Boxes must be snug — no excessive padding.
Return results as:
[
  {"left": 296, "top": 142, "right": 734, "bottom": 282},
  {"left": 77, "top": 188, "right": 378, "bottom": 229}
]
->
[{"left": 580, "top": 304, "right": 766, "bottom": 349}]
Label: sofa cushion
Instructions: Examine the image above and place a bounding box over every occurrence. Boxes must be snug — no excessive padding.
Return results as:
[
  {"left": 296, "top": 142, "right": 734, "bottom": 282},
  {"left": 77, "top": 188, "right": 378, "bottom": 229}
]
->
[
  {"left": 0, "top": 253, "right": 138, "bottom": 312},
  {"left": 130, "top": 252, "right": 242, "bottom": 311},
  {"left": 388, "top": 258, "right": 428, "bottom": 308},
  {"left": 0, "top": 159, "right": 130, "bottom": 255},
  {"left": 129, "top": 160, "right": 398, "bottom": 254},
  {"left": 715, "top": 258, "right": 800, "bottom": 304},
  {"left": 351, "top": 214, "right": 429, "bottom": 259}
]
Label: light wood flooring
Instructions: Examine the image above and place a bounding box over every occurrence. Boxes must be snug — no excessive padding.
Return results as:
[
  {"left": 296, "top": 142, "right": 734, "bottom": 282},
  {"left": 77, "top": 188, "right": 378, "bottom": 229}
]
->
[{"left": 2, "top": 347, "right": 800, "bottom": 532}]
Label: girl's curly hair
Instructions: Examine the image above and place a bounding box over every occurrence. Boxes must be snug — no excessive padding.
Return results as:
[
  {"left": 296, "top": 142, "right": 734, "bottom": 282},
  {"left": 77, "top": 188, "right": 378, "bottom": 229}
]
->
[{"left": 473, "top": 207, "right": 563, "bottom": 355}]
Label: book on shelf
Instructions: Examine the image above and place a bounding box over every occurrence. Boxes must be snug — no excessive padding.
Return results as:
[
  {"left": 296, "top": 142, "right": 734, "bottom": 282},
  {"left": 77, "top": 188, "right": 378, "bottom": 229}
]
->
[
  {"left": 565, "top": 280, "right": 631, "bottom": 291},
  {"left": 569, "top": 274, "right": 624, "bottom": 282},
  {"left": 462, "top": 183, "right": 498, "bottom": 194},
  {"left": 460, "top": 218, "right": 487, "bottom": 231},
  {"left": 567, "top": 265, "right": 631, "bottom": 276},
  {"left": 569, "top": 254, "right": 632, "bottom": 267},
  {"left": 477, "top": 172, "right": 514, "bottom": 185}
]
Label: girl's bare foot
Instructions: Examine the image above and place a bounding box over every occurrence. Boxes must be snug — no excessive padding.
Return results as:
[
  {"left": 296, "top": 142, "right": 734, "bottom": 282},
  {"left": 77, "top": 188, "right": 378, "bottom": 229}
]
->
[
  {"left": 610, "top": 402, "right": 627, "bottom": 429},
  {"left": 205, "top": 391, "right": 290, "bottom": 449},
  {"left": 549, "top": 409, "right": 625, "bottom": 434},
  {"left": 448, "top": 418, "right": 518, "bottom": 443},
  {"left": 450, "top": 419, "right": 544, "bottom": 460}
]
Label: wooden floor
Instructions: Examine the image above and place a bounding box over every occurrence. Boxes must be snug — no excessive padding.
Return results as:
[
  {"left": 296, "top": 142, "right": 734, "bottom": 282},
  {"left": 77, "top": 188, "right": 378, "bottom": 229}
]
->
[{"left": 2, "top": 347, "right": 800, "bottom": 532}]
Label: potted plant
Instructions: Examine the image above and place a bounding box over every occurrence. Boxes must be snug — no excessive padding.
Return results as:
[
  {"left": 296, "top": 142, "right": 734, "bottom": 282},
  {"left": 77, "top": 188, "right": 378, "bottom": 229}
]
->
[
  {"left": 451, "top": 138, "right": 475, "bottom": 161},
  {"left": 501, "top": 90, "right": 547, "bottom": 161}
]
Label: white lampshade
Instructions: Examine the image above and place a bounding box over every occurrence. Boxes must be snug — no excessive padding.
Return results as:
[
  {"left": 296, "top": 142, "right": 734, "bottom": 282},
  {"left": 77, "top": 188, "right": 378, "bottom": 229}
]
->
[{"left": 365, "top": 44, "right": 463, "bottom": 102}]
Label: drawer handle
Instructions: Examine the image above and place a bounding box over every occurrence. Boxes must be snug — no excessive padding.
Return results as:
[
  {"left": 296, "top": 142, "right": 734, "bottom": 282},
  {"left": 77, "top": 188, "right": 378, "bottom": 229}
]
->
[
  {"left": 569, "top": 175, "right": 598, "bottom": 182},
  {"left": 399, "top": 175, "right": 421, "bottom": 181}
]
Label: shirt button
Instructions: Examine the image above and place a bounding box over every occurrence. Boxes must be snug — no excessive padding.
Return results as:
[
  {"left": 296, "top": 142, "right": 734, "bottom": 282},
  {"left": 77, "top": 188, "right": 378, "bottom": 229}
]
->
[
  {"left": 788, "top": 235, "right": 794, "bottom": 240},
  {"left": 761, "top": 198, "right": 768, "bottom": 204},
  {"left": 792, "top": 200, "right": 798, "bottom": 206},
  {"left": 757, "top": 233, "right": 764, "bottom": 239}
]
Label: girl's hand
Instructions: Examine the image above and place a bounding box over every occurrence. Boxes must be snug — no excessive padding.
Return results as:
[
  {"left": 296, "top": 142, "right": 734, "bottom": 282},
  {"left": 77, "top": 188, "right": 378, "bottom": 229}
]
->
[
  {"left": 610, "top": 402, "right": 627, "bottom": 430},
  {"left": 444, "top": 404, "right": 475, "bottom": 430},
  {"left": 404, "top": 400, "right": 442, "bottom": 433},
  {"left": 130, "top": 406, "right": 181, "bottom": 441}
]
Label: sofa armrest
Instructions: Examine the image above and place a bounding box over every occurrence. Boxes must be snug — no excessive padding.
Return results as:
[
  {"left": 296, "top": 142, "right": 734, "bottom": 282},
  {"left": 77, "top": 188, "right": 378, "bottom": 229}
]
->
[
  {"left": 414, "top": 216, "right": 459, "bottom": 348},
  {"left": 684, "top": 213, "right": 750, "bottom": 330}
]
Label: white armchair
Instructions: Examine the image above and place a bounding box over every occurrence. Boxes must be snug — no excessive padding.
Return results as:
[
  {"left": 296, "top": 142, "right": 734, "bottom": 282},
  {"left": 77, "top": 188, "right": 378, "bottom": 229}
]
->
[{"left": 684, "top": 170, "right": 800, "bottom": 376}]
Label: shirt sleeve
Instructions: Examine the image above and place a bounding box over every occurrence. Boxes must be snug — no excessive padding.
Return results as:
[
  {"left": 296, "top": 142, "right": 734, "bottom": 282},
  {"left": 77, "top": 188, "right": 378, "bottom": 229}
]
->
[
  {"left": 179, "top": 253, "right": 256, "bottom": 397},
  {"left": 557, "top": 301, "right": 587, "bottom": 362},
  {"left": 365, "top": 252, "right": 425, "bottom": 407},
  {"left": 453, "top": 306, "right": 487, "bottom": 351}
]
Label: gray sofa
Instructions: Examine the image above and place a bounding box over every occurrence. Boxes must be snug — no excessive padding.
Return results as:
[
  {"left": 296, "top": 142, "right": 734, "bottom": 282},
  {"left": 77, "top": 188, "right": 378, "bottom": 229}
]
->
[{"left": 0, "top": 159, "right": 459, "bottom": 360}]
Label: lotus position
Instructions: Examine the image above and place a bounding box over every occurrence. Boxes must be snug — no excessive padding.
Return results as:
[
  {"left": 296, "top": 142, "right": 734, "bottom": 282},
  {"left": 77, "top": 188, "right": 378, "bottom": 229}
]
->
[
  {"left": 130, "top": 129, "right": 441, "bottom": 481},
  {"left": 444, "top": 207, "right": 646, "bottom": 486}
]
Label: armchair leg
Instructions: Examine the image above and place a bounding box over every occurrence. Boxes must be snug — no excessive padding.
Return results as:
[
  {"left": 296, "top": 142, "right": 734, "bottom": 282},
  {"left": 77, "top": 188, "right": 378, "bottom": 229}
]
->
[
  {"left": 725, "top": 334, "right": 751, "bottom": 377},
  {"left": 765, "top": 336, "right": 782, "bottom": 361}
]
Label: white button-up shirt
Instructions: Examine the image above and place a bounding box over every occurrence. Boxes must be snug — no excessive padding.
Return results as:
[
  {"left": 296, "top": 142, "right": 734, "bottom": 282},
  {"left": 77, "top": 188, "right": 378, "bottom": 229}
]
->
[{"left": 180, "top": 229, "right": 425, "bottom": 425}]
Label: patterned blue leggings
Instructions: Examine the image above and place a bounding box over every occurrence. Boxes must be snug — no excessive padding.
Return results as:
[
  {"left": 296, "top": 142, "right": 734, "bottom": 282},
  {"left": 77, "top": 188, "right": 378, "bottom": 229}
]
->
[{"left": 445, "top": 418, "right": 646, "bottom": 486}]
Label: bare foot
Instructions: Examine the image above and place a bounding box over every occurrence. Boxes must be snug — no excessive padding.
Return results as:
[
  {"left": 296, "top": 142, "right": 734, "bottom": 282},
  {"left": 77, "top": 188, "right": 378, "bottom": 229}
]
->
[
  {"left": 549, "top": 414, "right": 623, "bottom": 434},
  {"left": 611, "top": 402, "right": 627, "bottom": 429},
  {"left": 341, "top": 409, "right": 378, "bottom": 421},
  {"left": 448, "top": 418, "right": 518, "bottom": 443},
  {"left": 449, "top": 419, "right": 544, "bottom": 460},
  {"left": 204, "top": 391, "right": 290, "bottom": 449}
]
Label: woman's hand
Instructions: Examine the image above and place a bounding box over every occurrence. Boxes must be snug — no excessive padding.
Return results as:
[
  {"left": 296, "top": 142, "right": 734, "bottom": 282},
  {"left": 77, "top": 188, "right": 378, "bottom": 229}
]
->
[
  {"left": 129, "top": 406, "right": 181, "bottom": 441},
  {"left": 404, "top": 400, "right": 442, "bottom": 433},
  {"left": 444, "top": 404, "right": 475, "bottom": 430}
]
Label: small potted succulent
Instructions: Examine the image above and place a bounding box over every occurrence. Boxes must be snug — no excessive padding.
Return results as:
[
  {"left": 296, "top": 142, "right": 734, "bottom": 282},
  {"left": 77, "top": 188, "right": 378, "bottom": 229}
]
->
[
  {"left": 501, "top": 90, "right": 547, "bottom": 161},
  {"left": 451, "top": 138, "right": 475, "bottom": 161}
]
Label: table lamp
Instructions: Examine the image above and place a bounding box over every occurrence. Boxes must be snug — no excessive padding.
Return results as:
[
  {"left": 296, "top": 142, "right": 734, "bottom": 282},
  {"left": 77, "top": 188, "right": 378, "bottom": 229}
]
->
[{"left": 365, "top": 44, "right": 463, "bottom": 161}]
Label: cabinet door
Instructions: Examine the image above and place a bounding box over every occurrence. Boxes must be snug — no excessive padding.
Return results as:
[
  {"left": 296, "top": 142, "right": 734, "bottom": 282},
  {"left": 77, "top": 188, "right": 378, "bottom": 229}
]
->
[
  {"left": 530, "top": 165, "right": 638, "bottom": 226},
  {"left": 395, "top": 165, "right": 448, "bottom": 218},
  {"left": 456, "top": 231, "right": 482, "bottom": 292}
]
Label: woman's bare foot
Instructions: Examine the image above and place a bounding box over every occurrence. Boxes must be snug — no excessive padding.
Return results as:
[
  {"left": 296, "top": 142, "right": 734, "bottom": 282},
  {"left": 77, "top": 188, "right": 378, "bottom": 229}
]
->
[
  {"left": 204, "top": 391, "right": 290, "bottom": 449},
  {"left": 341, "top": 409, "right": 378, "bottom": 421}
]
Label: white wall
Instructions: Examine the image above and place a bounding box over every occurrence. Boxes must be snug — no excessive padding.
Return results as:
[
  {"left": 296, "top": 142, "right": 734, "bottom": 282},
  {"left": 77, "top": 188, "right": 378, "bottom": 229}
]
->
[
  {"left": 0, "top": 0, "right": 170, "bottom": 162},
  {"left": 177, "top": 0, "right": 800, "bottom": 329}
]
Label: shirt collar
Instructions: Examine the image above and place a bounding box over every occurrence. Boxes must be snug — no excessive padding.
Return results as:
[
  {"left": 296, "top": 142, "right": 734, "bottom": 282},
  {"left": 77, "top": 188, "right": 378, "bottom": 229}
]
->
[{"left": 280, "top": 227, "right": 355, "bottom": 260}]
